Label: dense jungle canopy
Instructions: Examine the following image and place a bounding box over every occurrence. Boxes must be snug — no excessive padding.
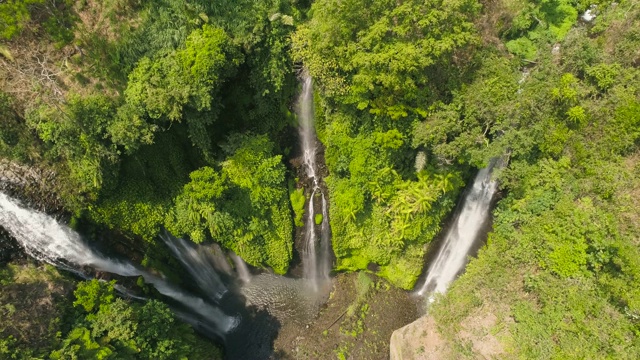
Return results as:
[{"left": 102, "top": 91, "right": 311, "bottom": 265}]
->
[{"left": 0, "top": 0, "right": 639, "bottom": 358}]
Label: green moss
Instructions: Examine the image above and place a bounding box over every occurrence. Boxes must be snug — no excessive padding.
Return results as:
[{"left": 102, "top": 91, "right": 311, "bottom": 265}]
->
[
  {"left": 314, "top": 213, "right": 323, "bottom": 225},
  {"left": 290, "top": 187, "right": 306, "bottom": 227}
]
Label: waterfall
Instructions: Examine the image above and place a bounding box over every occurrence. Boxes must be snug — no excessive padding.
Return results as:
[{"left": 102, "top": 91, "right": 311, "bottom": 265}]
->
[
  {"left": 210, "top": 243, "right": 234, "bottom": 276},
  {"left": 296, "top": 73, "right": 332, "bottom": 292},
  {"left": 160, "top": 230, "right": 228, "bottom": 301},
  {"left": 299, "top": 74, "right": 318, "bottom": 183},
  {"left": 161, "top": 231, "right": 250, "bottom": 288},
  {"left": 415, "top": 160, "right": 501, "bottom": 299},
  {"left": 230, "top": 252, "right": 251, "bottom": 284},
  {"left": 303, "top": 189, "right": 319, "bottom": 284},
  {"left": 319, "top": 193, "right": 332, "bottom": 281},
  {"left": 0, "top": 192, "right": 238, "bottom": 335}
]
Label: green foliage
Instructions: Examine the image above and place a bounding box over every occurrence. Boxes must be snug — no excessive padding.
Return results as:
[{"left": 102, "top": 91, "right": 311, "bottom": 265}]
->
[
  {"left": 606, "top": 101, "right": 640, "bottom": 155},
  {"left": 50, "top": 327, "right": 115, "bottom": 360},
  {"left": 0, "top": 0, "right": 44, "bottom": 39},
  {"left": 428, "top": 3, "right": 640, "bottom": 357},
  {"left": 314, "top": 213, "right": 323, "bottom": 225},
  {"left": 135, "top": 300, "right": 217, "bottom": 360},
  {"left": 506, "top": 37, "right": 537, "bottom": 60},
  {"left": 540, "top": 121, "right": 572, "bottom": 158},
  {"left": 565, "top": 105, "right": 587, "bottom": 127},
  {"left": 124, "top": 26, "right": 232, "bottom": 121},
  {"left": 73, "top": 279, "right": 116, "bottom": 313},
  {"left": 167, "top": 134, "right": 293, "bottom": 273},
  {"left": 355, "top": 272, "right": 374, "bottom": 300},
  {"left": 292, "top": 0, "right": 480, "bottom": 119},
  {"left": 0, "top": 0, "right": 76, "bottom": 44},
  {"left": 289, "top": 187, "right": 306, "bottom": 227},
  {"left": 321, "top": 111, "right": 463, "bottom": 288},
  {"left": 1, "top": 0, "right": 300, "bottom": 234},
  {"left": 24, "top": 94, "right": 121, "bottom": 205},
  {"left": 552, "top": 73, "right": 580, "bottom": 104},
  {"left": 52, "top": 280, "right": 222, "bottom": 360},
  {"left": 121, "top": 24, "right": 241, "bottom": 154},
  {"left": 543, "top": 0, "right": 578, "bottom": 40},
  {"left": 89, "top": 197, "right": 169, "bottom": 243},
  {"left": 166, "top": 166, "right": 227, "bottom": 244},
  {"left": 586, "top": 63, "right": 621, "bottom": 91},
  {"left": 412, "top": 53, "right": 519, "bottom": 166},
  {"left": 88, "top": 130, "right": 195, "bottom": 242},
  {"left": 503, "top": 0, "right": 579, "bottom": 61},
  {"left": 0, "top": 92, "right": 40, "bottom": 162},
  {"left": 41, "top": 0, "right": 77, "bottom": 46}
]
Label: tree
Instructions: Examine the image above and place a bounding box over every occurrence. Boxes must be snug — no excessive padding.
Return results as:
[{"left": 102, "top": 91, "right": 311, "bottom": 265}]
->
[
  {"left": 121, "top": 24, "right": 241, "bottom": 154},
  {"left": 52, "top": 280, "right": 221, "bottom": 359},
  {"left": 73, "top": 279, "right": 116, "bottom": 313},
  {"left": 292, "top": 0, "right": 480, "bottom": 119},
  {"left": 167, "top": 134, "right": 293, "bottom": 273},
  {"left": 323, "top": 112, "right": 463, "bottom": 288},
  {"left": 136, "top": 300, "right": 216, "bottom": 360},
  {"left": 50, "top": 327, "right": 116, "bottom": 360},
  {"left": 25, "top": 94, "right": 120, "bottom": 202}
]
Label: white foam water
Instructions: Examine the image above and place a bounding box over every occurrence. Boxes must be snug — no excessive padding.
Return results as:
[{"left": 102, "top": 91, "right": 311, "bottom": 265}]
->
[
  {"left": 415, "top": 160, "right": 500, "bottom": 298},
  {"left": 296, "top": 72, "right": 332, "bottom": 292},
  {"left": 0, "top": 192, "right": 238, "bottom": 335}
]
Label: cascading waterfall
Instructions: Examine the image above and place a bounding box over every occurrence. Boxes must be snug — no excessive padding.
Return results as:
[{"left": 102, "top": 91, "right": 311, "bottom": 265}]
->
[
  {"left": 160, "top": 230, "right": 228, "bottom": 301},
  {"left": 297, "top": 72, "right": 332, "bottom": 292},
  {"left": 303, "top": 189, "right": 319, "bottom": 283},
  {"left": 0, "top": 192, "right": 238, "bottom": 335},
  {"left": 210, "top": 243, "right": 234, "bottom": 276},
  {"left": 230, "top": 252, "right": 251, "bottom": 284},
  {"left": 319, "top": 193, "right": 332, "bottom": 281},
  {"left": 148, "top": 232, "right": 318, "bottom": 358},
  {"left": 415, "top": 159, "right": 501, "bottom": 299},
  {"left": 160, "top": 229, "right": 321, "bottom": 329}
]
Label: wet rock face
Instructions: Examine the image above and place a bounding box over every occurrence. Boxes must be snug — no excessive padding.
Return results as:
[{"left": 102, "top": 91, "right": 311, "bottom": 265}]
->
[{"left": 0, "top": 227, "right": 23, "bottom": 264}]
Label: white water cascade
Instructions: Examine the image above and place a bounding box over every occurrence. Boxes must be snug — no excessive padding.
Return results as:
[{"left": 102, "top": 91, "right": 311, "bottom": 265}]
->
[
  {"left": 0, "top": 192, "right": 238, "bottom": 335},
  {"left": 297, "top": 73, "right": 332, "bottom": 292},
  {"left": 160, "top": 230, "right": 229, "bottom": 301},
  {"left": 415, "top": 160, "right": 501, "bottom": 299},
  {"left": 230, "top": 252, "right": 251, "bottom": 284}
]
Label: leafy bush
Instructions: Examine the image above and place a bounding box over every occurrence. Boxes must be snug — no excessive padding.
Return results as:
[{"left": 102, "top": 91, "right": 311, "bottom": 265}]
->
[
  {"left": 503, "top": 0, "right": 579, "bottom": 61},
  {"left": 51, "top": 280, "right": 221, "bottom": 359},
  {"left": 88, "top": 130, "right": 194, "bottom": 242},
  {"left": 292, "top": 0, "right": 480, "bottom": 119},
  {"left": 321, "top": 112, "right": 463, "bottom": 288},
  {"left": 0, "top": 0, "right": 45, "bottom": 39},
  {"left": 119, "top": 24, "right": 241, "bottom": 155},
  {"left": 166, "top": 134, "right": 293, "bottom": 274}
]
